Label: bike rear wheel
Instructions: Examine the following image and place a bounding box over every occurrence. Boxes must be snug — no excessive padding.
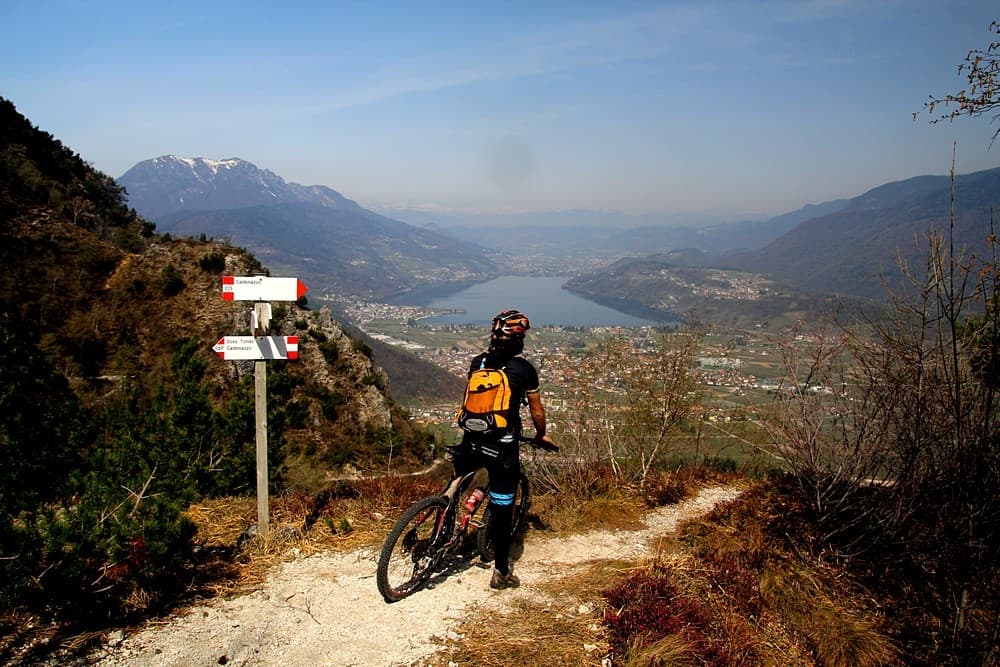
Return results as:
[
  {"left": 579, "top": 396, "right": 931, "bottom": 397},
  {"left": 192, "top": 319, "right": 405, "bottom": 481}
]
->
[
  {"left": 477, "top": 473, "right": 530, "bottom": 563},
  {"left": 377, "top": 495, "right": 450, "bottom": 602}
]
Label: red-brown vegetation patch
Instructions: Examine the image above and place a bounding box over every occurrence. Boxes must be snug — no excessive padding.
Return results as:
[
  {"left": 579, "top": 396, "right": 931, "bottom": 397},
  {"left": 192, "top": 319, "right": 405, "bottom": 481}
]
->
[
  {"left": 601, "top": 480, "right": 897, "bottom": 666},
  {"left": 603, "top": 565, "right": 742, "bottom": 665}
]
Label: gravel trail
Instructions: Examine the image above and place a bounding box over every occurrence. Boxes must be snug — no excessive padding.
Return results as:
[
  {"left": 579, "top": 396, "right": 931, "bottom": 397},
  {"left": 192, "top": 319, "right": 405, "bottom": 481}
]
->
[{"left": 93, "top": 485, "right": 742, "bottom": 666}]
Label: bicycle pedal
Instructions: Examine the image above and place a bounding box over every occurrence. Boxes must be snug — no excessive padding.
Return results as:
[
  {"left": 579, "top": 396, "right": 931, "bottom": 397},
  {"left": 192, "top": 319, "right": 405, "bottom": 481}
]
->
[{"left": 469, "top": 519, "right": 485, "bottom": 528}]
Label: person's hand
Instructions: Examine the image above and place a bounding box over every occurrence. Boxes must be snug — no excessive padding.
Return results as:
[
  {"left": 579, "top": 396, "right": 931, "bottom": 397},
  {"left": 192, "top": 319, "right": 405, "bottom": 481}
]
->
[{"left": 534, "top": 434, "right": 558, "bottom": 452}]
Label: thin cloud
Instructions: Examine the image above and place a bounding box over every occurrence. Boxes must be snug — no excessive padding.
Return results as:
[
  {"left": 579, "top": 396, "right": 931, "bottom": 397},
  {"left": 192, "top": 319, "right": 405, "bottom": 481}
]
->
[
  {"left": 302, "top": 5, "right": 713, "bottom": 116},
  {"left": 296, "top": 1, "right": 888, "bottom": 116}
]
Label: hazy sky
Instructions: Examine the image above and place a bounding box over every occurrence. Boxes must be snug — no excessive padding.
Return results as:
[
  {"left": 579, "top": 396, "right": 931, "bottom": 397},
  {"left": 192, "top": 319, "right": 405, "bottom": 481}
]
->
[{"left": 2, "top": 1, "right": 999, "bottom": 219}]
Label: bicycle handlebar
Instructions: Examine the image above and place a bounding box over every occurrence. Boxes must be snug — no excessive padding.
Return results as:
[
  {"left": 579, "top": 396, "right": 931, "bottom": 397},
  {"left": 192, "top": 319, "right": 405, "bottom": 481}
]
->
[{"left": 518, "top": 435, "right": 559, "bottom": 452}]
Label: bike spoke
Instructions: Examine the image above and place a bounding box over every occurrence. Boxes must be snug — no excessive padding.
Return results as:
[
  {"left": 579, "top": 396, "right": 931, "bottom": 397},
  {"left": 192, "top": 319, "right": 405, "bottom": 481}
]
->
[{"left": 377, "top": 496, "right": 450, "bottom": 602}]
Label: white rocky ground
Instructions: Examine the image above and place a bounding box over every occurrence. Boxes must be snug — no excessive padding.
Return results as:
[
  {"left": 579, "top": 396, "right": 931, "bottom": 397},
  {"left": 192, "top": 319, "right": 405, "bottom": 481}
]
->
[{"left": 91, "top": 485, "right": 743, "bottom": 667}]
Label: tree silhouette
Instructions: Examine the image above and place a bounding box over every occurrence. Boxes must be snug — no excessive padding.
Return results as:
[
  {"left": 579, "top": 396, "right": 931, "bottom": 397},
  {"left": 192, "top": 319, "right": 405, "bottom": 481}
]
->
[{"left": 917, "top": 20, "right": 1000, "bottom": 145}]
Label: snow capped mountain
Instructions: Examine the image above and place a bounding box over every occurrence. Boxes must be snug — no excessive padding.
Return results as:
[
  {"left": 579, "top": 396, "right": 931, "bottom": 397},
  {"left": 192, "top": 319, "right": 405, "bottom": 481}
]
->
[
  {"left": 113, "top": 155, "right": 499, "bottom": 299},
  {"left": 118, "top": 155, "right": 362, "bottom": 220}
]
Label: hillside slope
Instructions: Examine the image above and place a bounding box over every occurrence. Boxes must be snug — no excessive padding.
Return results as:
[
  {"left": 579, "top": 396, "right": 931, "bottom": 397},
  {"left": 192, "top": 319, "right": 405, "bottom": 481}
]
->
[
  {"left": 119, "top": 156, "right": 499, "bottom": 300},
  {"left": 564, "top": 167, "right": 999, "bottom": 323},
  {"left": 727, "top": 167, "right": 1000, "bottom": 298},
  {"left": 0, "top": 98, "right": 426, "bottom": 472}
]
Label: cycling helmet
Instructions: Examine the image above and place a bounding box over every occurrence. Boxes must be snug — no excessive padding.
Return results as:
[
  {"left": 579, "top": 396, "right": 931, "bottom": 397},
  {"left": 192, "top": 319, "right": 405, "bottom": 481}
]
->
[
  {"left": 491, "top": 309, "right": 530, "bottom": 339},
  {"left": 489, "top": 309, "right": 530, "bottom": 353}
]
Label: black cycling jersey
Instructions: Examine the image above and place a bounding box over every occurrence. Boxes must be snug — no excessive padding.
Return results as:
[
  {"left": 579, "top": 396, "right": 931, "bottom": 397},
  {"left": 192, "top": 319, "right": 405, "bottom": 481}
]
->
[{"left": 467, "top": 351, "right": 539, "bottom": 433}]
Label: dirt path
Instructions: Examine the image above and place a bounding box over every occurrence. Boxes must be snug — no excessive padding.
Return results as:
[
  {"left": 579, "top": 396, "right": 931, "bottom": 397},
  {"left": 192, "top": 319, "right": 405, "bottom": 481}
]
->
[{"left": 92, "top": 485, "right": 742, "bottom": 666}]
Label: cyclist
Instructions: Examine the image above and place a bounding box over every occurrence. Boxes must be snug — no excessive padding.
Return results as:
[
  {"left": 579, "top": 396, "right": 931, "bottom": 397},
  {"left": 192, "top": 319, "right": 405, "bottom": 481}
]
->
[{"left": 450, "top": 309, "right": 556, "bottom": 590}]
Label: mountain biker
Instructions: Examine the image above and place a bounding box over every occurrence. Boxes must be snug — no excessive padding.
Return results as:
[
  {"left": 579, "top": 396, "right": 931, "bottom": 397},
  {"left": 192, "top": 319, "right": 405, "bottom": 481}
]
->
[{"left": 450, "top": 309, "right": 556, "bottom": 590}]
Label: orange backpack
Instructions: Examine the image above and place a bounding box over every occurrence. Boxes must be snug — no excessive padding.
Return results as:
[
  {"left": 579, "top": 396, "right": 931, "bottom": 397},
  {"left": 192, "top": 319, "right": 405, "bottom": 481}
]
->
[{"left": 457, "top": 366, "right": 513, "bottom": 435}]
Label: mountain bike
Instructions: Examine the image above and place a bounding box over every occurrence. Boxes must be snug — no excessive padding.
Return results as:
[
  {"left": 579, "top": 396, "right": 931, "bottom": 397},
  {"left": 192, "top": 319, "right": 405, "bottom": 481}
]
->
[{"left": 376, "top": 436, "right": 558, "bottom": 603}]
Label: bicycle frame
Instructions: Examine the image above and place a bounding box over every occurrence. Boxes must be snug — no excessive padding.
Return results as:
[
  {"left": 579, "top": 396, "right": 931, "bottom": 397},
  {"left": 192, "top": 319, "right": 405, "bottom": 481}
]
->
[
  {"left": 376, "top": 435, "right": 557, "bottom": 602},
  {"left": 433, "top": 469, "right": 482, "bottom": 551}
]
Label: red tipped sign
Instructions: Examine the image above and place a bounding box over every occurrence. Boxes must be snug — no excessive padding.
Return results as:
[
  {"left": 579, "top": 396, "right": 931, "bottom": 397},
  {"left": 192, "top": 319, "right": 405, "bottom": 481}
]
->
[
  {"left": 213, "top": 336, "right": 300, "bottom": 360},
  {"left": 222, "top": 276, "right": 308, "bottom": 302}
]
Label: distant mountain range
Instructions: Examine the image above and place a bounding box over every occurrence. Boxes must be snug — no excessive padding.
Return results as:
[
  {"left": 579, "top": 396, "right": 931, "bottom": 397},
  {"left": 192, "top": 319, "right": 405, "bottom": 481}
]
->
[
  {"left": 382, "top": 200, "right": 851, "bottom": 259},
  {"left": 725, "top": 167, "right": 1000, "bottom": 298},
  {"left": 119, "top": 155, "right": 1000, "bottom": 311},
  {"left": 118, "top": 156, "right": 498, "bottom": 300},
  {"left": 564, "top": 166, "right": 1000, "bottom": 322}
]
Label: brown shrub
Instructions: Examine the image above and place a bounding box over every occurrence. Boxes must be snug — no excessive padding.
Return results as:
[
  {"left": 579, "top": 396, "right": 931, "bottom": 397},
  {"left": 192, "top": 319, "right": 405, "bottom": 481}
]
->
[
  {"left": 641, "top": 469, "right": 690, "bottom": 507},
  {"left": 602, "top": 566, "right": 742, "bottom": 666}
]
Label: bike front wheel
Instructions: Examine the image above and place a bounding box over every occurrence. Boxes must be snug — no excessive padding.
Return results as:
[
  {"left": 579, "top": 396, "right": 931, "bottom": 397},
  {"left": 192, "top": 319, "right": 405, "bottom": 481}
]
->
[
  {"left": 377, "top": 495, "right": 449, "bottom": 602},
  {"left": 477, "top": 473, "right": 530, "bottom": 563}
]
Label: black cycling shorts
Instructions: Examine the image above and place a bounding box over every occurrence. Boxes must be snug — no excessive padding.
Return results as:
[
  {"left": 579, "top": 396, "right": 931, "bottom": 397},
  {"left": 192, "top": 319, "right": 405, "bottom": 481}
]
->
[{"left": 451, "top": 432, "right": 521, "bottom": 501}]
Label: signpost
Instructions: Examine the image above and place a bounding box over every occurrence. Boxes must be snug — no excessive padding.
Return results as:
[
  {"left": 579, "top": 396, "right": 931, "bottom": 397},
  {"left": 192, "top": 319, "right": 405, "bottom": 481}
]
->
[
  {"left": 213, "top": 336, "right": 299, "bottom": 360},
  {"left": 215, "top": 275, "right": 308, "bottom": 539},
  {"left": 222, "top": 275, "right": 308, "bottom": 302}
]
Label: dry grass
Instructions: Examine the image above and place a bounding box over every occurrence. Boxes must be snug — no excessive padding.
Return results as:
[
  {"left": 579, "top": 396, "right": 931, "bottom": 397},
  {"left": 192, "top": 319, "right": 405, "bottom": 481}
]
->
[
  {"left": 526, "top": 464, "right": 717, "bottom": 535},
  {"left": 186, "top": 471, "right": 898, "bottom": 667},
  {"left": 760, "top": 565, "right": 898, "bottom": 667},
  {"left": 433, "top": 595, "right": 608, "bottom": 667},
  {"left": 440, "top": 477, "right": 895, "bottom": 667},
  {"left": 624, "top": 634, "right": 704, "bottom": 667},
  {"left": 539, "top": 558, "right": 642, "bottom": 599},
  {"left": 185, "top": 474, "right": 443, "bottom": 594},
  {"left": 628, "top": 552, "right": 815, "bottom": 666},
  {"left": 531, "top": 491, "right": 647, "bottom": 534},
  {"left": 435, "top": 559, "right": 637, "bottom": 667},
  {"left": 646, "top": 481, "right": 899, "bottom": 667}
]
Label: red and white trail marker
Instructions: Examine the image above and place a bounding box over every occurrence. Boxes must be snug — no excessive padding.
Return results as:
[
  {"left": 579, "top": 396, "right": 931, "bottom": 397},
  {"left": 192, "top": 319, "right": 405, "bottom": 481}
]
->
[
  {"left": 213, "top": 336, "right": 299, "bottom": 360},
  {"left": 222, "top": 276, "right": 308, "bottom": 302}
]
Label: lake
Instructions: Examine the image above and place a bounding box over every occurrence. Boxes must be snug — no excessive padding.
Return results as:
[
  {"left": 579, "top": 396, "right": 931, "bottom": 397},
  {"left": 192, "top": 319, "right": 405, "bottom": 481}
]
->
[{"left": 400, "top": 276, "right": 671, "bottom": 327}]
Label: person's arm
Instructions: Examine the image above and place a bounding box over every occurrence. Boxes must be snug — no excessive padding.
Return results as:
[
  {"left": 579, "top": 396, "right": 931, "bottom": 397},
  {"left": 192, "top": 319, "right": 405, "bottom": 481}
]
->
[{"left": 526, "top": 391, "right": 556, "bottom": 448}]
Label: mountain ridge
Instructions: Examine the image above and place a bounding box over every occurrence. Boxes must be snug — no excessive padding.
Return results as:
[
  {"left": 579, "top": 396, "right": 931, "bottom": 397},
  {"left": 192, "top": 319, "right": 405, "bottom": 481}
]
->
[
  {"left": 120, "top": 155, "right": 364, "bottom": 218},
  {"left": 118, "top": 157, "right": 499, "bottom": 300},
  {"left": 562, "top": 166, "right": 1000, "bottom": 322},
  {"left": 725, "top": 166, "right": 1000, "bottom": 298},
  {"left": 384, "top": 199, "right": 852, "bottom": 260}
]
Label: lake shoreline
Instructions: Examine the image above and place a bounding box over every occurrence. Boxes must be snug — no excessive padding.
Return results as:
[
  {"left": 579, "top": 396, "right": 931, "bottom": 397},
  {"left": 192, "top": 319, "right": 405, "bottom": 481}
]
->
[{"left": 387, "top": 275, "right": 678, "bottom": 327}]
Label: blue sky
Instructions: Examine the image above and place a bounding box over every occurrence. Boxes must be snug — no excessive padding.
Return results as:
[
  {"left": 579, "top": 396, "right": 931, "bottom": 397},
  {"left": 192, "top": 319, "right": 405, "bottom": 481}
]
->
[{"left": 2, "top": 1, "right": 999, "bottom": 220}]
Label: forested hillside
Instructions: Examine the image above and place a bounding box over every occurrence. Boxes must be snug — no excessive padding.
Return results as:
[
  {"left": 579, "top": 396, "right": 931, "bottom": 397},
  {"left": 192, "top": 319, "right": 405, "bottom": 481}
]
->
[
  {"left": 727, "top": 167, "right": 1000, "bottom": 298},
  {"left": 0, "top": 97, "right": 435, "bottom": 625}
]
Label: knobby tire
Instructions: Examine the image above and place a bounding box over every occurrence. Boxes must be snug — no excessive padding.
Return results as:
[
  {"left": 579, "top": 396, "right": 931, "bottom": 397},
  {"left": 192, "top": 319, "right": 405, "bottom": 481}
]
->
[{"left": 376, "top": 495, "right": 450, "bottom": 603}]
